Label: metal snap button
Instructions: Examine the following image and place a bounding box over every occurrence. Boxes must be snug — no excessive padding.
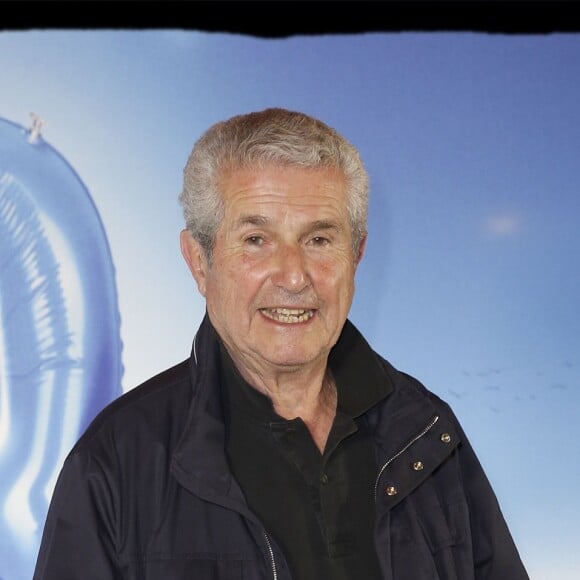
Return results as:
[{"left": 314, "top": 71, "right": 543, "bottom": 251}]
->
[
  {"left": 385, "top": 485, "right": 398, "bottom": 496},
  {"left": 440, "top": 433, "right": 451, "bottom": 444}
]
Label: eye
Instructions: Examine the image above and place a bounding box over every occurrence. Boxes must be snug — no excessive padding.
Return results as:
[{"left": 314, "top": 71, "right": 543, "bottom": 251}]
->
[
  {"left": 310, "top": 236, "right": 330, "bottom": 247},
  {"left": 245, "top": 235, "right": 264, "bottom": 246}
]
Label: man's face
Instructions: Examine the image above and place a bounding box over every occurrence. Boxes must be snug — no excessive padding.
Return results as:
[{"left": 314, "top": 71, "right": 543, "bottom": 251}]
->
[{"left": 181, "top": 164, "right": 365, "bottom": 381}]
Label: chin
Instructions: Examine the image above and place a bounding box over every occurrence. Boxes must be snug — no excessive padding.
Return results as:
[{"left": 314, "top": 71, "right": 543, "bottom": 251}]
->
[{"left": 262, "top": 348, "right": 323, "bottom": 369}]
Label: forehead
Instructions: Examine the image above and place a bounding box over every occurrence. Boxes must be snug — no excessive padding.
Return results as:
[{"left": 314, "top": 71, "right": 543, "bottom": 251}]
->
[{"left": 218, "top": 164, "right": 349, "bottom": 217}]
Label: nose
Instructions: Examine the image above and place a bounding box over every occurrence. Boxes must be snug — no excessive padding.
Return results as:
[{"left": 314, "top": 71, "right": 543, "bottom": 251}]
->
[{"left": 270, "top": 243, "right": 310, "bottom": 293}]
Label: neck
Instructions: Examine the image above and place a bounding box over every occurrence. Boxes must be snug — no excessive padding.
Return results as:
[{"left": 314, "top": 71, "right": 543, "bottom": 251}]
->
[{"left": 235, "top": 360, "right": 338, "bottom": 453}]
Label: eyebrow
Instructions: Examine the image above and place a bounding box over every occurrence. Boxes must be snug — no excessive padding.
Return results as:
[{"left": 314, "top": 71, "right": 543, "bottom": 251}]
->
[
  {"left": 233, "top": 215, "right": 342, "bottom": 233},
  {"left": 234, "top": 214, "right": 270, "bottom": 230},
  {"left": 308, "top": 219, "right": 342, "bottom": 233}
]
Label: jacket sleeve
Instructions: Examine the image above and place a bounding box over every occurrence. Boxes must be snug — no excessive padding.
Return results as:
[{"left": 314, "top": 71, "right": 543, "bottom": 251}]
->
[
  {"left": 33, "top": 446, "right": 121, "bottom": 580},
  {"left": 451, "top": 412, "right": 529, "bottom": 580}
]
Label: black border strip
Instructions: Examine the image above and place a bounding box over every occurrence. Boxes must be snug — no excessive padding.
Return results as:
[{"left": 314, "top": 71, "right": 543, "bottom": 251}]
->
[{"left": 3, "top": 2, "right": 580, "bottom": 35}]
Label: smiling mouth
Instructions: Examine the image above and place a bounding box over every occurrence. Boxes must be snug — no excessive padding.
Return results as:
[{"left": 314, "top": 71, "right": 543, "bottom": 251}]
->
[{"left": 260, "top": 308, "right": 315, "bottom": 324}]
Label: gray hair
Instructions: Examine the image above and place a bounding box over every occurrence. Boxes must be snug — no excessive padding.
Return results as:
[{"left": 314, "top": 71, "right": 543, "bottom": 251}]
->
[{"left": 179, "top": 108, "right": 369, "bottom": 259}]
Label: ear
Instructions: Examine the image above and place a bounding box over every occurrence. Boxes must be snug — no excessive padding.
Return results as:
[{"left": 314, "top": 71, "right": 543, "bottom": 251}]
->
[
  {"left": 180, "top": 229, "right": 209, "bottom": 297},
  {"left": 355, "top": 235, "right": 367, "bottom": 266}
]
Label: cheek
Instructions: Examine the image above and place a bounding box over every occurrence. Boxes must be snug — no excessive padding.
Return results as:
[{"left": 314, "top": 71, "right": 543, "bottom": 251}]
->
[
  {"left": 236, "top": 254, "right": 274, "bottom": 290},
  {"left": 207, "top": 258, "right": 266, "bottom": 304},
  {"left": 313, "top": 256, "right": 356, "bottom": 288}
]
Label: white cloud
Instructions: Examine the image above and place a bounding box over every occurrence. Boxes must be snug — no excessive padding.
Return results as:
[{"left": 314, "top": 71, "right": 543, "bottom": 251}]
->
[{"left": 484, "top": 214, "right": 520, "bottom": 237}]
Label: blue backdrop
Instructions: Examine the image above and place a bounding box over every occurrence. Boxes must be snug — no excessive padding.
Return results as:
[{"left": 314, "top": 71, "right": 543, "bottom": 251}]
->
[{"left": 0, "top": 29, "right": 579, "bottom": 579}]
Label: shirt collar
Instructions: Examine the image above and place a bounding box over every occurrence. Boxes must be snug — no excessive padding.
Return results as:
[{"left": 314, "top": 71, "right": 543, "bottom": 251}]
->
[{"left": 218, "top": 318, "right": 392, "bottom": 421}]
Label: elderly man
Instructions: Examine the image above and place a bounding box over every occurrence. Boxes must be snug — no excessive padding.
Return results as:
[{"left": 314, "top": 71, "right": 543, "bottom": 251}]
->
[{"left": 34, "top": 108, "right": 529, "bottom": 579}]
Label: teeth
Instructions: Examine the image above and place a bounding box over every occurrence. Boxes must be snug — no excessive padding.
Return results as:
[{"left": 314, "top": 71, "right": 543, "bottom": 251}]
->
[{"left": 261, "top": 308, "right": 314, "bottom": 323}]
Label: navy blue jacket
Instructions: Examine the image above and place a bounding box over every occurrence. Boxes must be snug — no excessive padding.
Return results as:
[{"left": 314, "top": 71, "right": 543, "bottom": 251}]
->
[{"left": 33, "top": 315, "right": 529, "bottom": 579}]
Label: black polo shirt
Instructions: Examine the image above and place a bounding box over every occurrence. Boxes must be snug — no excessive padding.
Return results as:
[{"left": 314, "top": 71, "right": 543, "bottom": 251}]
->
[{"left": 221, "top": 322, "right": 389, "bottom": 580}]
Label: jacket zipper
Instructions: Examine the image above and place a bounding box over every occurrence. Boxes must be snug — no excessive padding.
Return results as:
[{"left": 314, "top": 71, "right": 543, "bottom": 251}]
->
[
  {"left": 374, "top": 414, "right": 439, "bottom": 500},
  {"left": 263, "top": 531, "right": 278, "bottom": 580}
]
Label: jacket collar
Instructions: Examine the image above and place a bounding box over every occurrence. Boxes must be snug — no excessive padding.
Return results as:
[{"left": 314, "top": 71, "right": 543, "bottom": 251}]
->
[
  {"left": 329, "top": 318, "right": 393, "bottom": 416},
  {"left": 170, "top": 313, "right": 456, "bottom": 510},
  {"left": 171, "top": 314, "right": 249, "bottom": 511}
]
